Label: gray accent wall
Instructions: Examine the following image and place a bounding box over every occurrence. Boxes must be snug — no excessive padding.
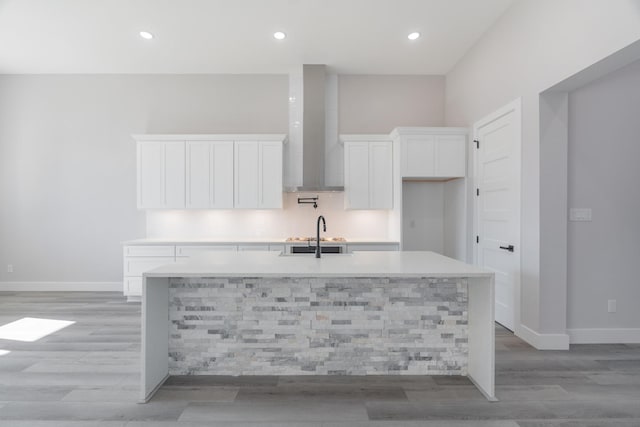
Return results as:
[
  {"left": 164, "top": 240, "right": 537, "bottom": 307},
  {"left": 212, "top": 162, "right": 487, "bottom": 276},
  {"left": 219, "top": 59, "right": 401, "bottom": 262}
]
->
[
  {"left": 567, "top": 59, "right": 640, "bottom": 330},
  {"left": 169, "top": 276, "right": 468, "bottom": 375}
]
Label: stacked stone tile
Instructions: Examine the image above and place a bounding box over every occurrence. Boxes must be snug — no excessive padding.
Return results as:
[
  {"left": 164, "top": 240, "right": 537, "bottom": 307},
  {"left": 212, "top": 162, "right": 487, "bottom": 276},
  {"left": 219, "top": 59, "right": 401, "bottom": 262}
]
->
[{"left": 168, "top": 277, "right": 468, "bottom": 376}]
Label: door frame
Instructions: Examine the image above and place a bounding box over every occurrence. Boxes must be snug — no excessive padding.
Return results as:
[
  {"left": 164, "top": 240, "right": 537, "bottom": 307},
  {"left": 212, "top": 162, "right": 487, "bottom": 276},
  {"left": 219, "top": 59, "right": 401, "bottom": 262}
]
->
[{"left": 472, "top": 98, "right": 522, "bottom": 333}]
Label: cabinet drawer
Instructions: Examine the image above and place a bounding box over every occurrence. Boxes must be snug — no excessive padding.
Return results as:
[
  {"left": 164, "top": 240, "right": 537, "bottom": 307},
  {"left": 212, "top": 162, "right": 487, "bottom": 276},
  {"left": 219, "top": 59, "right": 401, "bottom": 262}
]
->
[
  {"left": 268, "top": 244, "right": 286, "bottom": 253},
  {"left": 347, "top": 244, "right": 400, "bottom": 253},
  {"left": 124, "top": 277, "right": 142, "bottom": 296},
  {"left": 238, "top": 245, "right": 270, "bottom": 251},
  {"left": 123, "top": 257, "right": 176, "bottom": 276},
  {"left": 123, "top": 245, "right": 175, "bottom": 257},
  {"left": 175, "top": 245, "right": 238, "bottom": 257}
]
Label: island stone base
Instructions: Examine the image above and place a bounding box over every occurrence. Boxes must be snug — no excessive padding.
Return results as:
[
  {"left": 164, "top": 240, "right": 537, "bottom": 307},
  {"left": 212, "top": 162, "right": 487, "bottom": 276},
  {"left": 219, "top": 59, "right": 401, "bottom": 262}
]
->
[{"left": 168, "top": 277, "right": 468, "bottom": 376}]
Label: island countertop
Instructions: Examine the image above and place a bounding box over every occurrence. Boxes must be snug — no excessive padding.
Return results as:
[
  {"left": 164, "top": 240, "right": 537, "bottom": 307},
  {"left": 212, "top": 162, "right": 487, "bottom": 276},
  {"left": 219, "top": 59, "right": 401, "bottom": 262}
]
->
[{"left": 144, "top": 250, "right": 492, "bottom": 278}]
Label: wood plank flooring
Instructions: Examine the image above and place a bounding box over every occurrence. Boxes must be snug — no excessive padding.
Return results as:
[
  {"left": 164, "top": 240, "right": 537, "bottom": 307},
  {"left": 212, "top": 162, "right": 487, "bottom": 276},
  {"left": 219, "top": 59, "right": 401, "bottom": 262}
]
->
[{"left": 0, "top": 291, "right": 639, "bottom": 426}]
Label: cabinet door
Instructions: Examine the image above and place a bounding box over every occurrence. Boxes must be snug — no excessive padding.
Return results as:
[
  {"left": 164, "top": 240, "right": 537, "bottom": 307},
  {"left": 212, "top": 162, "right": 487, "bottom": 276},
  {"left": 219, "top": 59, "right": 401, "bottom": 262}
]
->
[
  {"left": 234, "top": 141, "right": 259, "bottom": 208},
  {"left": 186, "top": 141, "right": 211, "bottom": 208},
  {"left": 175, "top": 245, "right": 237, "bottom": 257},
  {"left": 344, "top": 142, "right": 370, "bottom": 209},
  {"left": 238, "top": 245, "right": 270, "bottom": 251},
  {"left": 258, "top": 141, "right": 283, "bottom": 209},
  {"left": 369, "top": 141, "right": 393, "bottom": 209},
  {"left": 137, "top": 141, "right": 185, "bottom": 209},
  {"left": 402, "top": 136, "right": 435, "bottom": 178},
  {"left": 164, "top": 142, "right": 186, "bottom": 207},
  {"left": 435, "top": 135, "right": 466, "bottom": 177},
  {"left": 268, "top": 244, "right": 286, "bottom": 253},
  {"left": 186, "top": 141, "right": 234, "bottom": 208},
  {"left": 211, "top": 142, "right": 235, "bottom": 208},
  {"left": 138, "top": 142, "right": 163, "bottom": 208}
]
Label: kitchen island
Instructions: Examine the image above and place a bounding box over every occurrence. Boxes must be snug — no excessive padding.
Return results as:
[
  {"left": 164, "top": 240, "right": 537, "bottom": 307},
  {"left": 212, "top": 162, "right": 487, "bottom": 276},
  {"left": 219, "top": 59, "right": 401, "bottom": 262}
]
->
[{"left": 141, "top": 251, "right": 495, "bottom": 402}]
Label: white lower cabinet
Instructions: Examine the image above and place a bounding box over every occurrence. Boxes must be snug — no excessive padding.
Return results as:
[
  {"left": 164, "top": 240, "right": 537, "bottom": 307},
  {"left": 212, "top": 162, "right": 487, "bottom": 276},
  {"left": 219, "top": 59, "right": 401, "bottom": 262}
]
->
[
  {"left": 123, "top": 241, "right": 399, "bottom": 299},
  {"left": 122, "top": 245, "right": 176, "bottom": 300},
  {"left": 123, "top": 242, "right": 283, "bottom": 299},
  {"left": 238, "top": 245, "right": 270, "bottom": 251},
  {"left": 124, "top": 277, "right": 142, "bottom": 296},
  {"left": 268, "top": 244, "right": 286, "bottom": 253},
  {"left": 175, "top": 245, "right": 237, "bottom": 257}
]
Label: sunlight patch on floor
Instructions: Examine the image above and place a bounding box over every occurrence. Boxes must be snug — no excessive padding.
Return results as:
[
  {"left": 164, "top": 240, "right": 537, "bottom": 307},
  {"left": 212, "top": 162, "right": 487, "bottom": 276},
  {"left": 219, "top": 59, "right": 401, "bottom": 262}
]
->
[
  {"left": 0, "top": 317, "right": 75, "bottom": 342},
  {"left": 0, "top": 349, "right": 10, "bottom": 356}
]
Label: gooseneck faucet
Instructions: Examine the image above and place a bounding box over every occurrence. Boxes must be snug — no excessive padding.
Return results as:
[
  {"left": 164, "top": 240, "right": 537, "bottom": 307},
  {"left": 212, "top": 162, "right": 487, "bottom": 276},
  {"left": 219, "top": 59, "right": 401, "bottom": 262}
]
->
[{"left": 316, "top": 215, "right": 326, "bottom": 258}]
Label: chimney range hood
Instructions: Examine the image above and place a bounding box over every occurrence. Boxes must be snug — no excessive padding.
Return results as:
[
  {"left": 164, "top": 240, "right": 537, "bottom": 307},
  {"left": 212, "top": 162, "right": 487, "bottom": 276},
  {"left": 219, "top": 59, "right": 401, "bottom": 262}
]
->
[{"left": 285, "top": 64, "right": 344, "bottom": 192}]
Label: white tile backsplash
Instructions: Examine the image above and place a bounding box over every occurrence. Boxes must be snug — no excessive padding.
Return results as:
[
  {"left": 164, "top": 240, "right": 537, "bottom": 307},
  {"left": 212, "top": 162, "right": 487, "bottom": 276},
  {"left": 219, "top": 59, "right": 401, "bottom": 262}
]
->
[{"left": 146, "top": 193, "right": 390, "bottom": 240}]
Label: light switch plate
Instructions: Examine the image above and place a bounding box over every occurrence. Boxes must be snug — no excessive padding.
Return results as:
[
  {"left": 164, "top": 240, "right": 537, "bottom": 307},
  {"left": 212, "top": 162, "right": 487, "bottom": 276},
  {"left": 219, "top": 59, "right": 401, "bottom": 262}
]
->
[{"left": 569, "top": 208, "right": 592, "bottom": 221}]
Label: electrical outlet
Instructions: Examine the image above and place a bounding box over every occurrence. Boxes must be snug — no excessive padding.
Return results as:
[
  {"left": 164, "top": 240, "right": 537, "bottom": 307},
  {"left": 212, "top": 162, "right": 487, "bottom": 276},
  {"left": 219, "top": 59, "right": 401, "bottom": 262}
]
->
[
  {"left": 7, "top": 264, "right": 13, "bottom": 273},
  {"left": 569, "top": 208, "right": 592, "bottom": 221},
  {"left": 608, "top": 299, "right": 617, "bottom": 313}
]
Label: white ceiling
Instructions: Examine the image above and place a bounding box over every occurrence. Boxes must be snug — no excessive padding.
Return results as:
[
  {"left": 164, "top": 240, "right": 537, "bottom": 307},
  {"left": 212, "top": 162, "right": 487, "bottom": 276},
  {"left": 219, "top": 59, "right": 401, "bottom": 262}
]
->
[{"left": 0, "top": 0, "right": 513, "bottom": 74}]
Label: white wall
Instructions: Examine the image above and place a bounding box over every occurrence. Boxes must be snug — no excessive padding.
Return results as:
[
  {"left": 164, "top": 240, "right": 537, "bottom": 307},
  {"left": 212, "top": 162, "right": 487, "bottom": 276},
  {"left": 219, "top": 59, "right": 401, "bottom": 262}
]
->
[
  {"left": 146, "top": 193, "right": 389, "bottom": 240},
  {"left": 443, "top": 178, "right": 467, "bottom": 260},
  {"left": 0, "top": 73, "right": 441, "bottom": 284},
  {"left": 339, "top": 75, "right": 445, "bottom": 133},
  {"left": 0, "top": 74, "right": 288, "bottom": 283},
  {"left": 567, "top": 59, "right": 640, "bottom": 332},
  {"left": 445, "top": 0, "right": 640, "bottom": 344}
]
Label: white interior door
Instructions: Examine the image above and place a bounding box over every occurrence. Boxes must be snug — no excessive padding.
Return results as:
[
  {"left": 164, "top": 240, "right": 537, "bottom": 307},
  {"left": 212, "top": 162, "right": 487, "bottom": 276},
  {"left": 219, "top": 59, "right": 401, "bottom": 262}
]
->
[{"left": 473, "top": 100, "right": 521, "bottom": 331}]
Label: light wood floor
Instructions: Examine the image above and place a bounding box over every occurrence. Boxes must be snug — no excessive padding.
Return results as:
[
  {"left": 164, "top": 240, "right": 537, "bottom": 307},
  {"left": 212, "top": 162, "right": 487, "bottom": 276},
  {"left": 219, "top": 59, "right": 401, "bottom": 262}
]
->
[{"left": 0, "top": 291, "right": 639, "bottom": 426}]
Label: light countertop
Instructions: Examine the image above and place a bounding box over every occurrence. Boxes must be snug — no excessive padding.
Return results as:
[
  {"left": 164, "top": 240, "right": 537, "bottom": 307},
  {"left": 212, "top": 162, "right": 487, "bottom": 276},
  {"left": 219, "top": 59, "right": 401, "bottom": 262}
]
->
[
  {"left": 123, "top": 238, "right": 400, "bottom": 245},
  {"left": 144, "top": 251, "right": 492, "bottom": 278}
]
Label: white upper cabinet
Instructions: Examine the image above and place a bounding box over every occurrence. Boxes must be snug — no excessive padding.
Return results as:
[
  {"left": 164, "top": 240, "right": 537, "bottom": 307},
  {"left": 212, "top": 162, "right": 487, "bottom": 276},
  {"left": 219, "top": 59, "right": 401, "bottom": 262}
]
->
[
  {"left": 234, "top": 141, "right": 260, "bottom": 208},
  {"left": 435, "top": 134, "right": 466, "bottom": 177},
  {"left": 393, "top": 128, "right": 467, "bottom": 179},
  {"left": 186, "top": 141, "right": 234, "bottom": 209},
  {"left": 234, "top": 140, "right": 283, "bottom": 209},
  {"left": 134, "top": 134, "right": 285, "bottom": 210},
  {"left": 137, "top": 141, "right": 185, "bottom": 209},
  {"left": 343, "top": 138, "right": 393, "bottom": 210},
  {"left": 258, "top": 141, "right": 283, "bottom": 209}
]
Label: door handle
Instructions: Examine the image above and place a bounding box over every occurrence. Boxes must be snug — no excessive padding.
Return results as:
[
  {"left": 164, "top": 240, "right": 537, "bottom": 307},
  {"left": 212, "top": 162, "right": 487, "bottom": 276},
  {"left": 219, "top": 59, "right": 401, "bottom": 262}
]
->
[{"left": 499, "top": 245, "right": 515, "bottom": 252}]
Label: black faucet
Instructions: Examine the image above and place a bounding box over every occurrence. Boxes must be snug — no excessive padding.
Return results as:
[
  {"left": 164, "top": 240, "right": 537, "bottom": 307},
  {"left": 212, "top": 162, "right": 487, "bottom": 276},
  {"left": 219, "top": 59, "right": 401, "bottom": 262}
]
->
[{"left": 316, "top": 215, "right": 326, "bottom": 258}]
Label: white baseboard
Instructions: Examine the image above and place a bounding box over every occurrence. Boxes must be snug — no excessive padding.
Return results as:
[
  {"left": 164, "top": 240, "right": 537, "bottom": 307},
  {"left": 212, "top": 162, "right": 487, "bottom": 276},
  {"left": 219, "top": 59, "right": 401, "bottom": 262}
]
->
[
  {"left": 0, "top": 281, "right": 122, "bottom": 292},
  {"left": 516, "top": 324, "right": 570, "bottom": 350},
  {"left": 568, "top": 328, "right": 640, "bottom": 344}
]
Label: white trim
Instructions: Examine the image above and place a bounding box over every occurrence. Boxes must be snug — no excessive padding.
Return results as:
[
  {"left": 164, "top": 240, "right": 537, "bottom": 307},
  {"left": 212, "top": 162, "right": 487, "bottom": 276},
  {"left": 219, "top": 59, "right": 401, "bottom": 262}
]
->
[
  {"left": 472, "top": 98, "right": 522, "bottom": 332},
  {"left": 517, "top": 324, "right": 570, "bottom": 350},
  {"left": 132, "top": 134, "right": 287, "bottom": 142},
  {"left": 568, "top": 328, "right": 640, "bottom": 344},
  {"left": 339, "top": 134, "right": 393, "bottom": 143},
  {"left": 0, "top": 282, "right": 121, "bottom": 292},
  {"left": 468, "top": 374, "right": 499, "bottom": 402},
  {"left": 390, "top": 127, "right": 469, "bottom": 138}
]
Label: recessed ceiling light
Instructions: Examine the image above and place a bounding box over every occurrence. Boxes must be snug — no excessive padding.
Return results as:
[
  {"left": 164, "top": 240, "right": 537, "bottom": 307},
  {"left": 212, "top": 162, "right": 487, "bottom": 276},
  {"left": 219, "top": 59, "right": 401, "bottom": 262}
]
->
[
  {"left": 139, "top": 31, "right": 154, "bottom": 40},
  {"left": 273, "top": 31, "right": 287, "bottom": 40},
  {"left": 408, "top": 32, "right": 421, "bottom": 41}
]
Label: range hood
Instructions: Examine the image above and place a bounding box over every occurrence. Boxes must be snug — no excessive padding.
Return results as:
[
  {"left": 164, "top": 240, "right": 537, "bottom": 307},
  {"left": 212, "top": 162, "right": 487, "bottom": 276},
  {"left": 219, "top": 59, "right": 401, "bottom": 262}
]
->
[{"left": 285, "top": 64, "right": 344, "bottom": 192}]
